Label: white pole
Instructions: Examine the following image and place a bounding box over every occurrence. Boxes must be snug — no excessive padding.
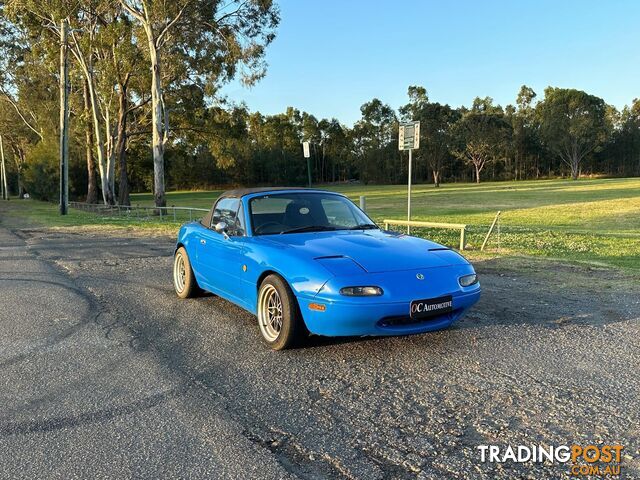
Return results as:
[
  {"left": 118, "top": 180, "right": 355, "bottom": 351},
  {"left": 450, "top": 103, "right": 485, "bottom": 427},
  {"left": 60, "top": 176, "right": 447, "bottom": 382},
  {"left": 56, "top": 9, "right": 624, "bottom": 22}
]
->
[
  {"left": 0, "top": 135, "right": 7, "bottom": 200},
  {"left": 407, "top": 148, "right": 412, "bottom": 234},
  {"left": 0, "top": 136, "right": 3, "bottom": 199}
]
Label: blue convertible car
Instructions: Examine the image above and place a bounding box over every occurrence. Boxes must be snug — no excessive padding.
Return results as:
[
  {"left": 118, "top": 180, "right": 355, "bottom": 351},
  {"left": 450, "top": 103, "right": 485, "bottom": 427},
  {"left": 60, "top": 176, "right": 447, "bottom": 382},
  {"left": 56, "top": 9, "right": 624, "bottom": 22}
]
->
[{"left": 174, "top": 188, "right": 481, "bottom": 350}]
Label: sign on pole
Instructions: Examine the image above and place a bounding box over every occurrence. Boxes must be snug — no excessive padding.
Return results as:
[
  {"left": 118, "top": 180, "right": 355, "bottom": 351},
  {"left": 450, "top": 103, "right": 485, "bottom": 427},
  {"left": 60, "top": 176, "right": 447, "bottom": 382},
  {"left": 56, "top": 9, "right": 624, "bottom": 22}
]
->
[
  {"left": 399, "top": 121, "right": 420, "bottom": 233},
  {"left": 398, "top": 121, "right": 420, "bottom": 151},
  {"left": 302, "top": 141, "right": 312, "bottom": 187}
]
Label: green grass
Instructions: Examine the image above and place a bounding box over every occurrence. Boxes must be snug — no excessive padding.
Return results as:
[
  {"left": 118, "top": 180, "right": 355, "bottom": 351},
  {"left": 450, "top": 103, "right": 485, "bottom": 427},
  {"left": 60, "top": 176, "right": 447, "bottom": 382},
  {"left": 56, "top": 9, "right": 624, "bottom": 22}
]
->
[
  {"left": 0, "top": 200, "right": 176, "bottom": 236},
  {"left": 128, "top": 178, "right": 640, "bottom": 269},
  {"left": 130, "top": 178, "right": 640, "bottom": 232},
  {"left": 2, "top": 177, "right": 640, "bottom": 269}
]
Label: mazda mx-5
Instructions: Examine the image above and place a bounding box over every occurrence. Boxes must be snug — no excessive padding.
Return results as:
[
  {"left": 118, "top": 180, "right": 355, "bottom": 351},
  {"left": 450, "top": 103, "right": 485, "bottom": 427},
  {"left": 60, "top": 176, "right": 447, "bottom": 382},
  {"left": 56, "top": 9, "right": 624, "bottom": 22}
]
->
[{"left": 173, "top": 188, "right": 481, "bottom": 350}]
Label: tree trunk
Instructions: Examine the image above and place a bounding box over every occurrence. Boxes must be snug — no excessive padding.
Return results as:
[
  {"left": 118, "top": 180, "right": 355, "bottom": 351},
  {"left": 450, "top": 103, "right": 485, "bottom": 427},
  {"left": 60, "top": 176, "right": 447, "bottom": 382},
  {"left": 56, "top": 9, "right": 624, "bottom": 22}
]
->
[
  {"left": 332, "top": 156, "right": 335, "bottom": 183},
  {"left": 80, "top": 56, "right": 114, "bottom": 205},
  {"left": 149, "top": 42, "right": 166, "bottom": 207},
  {"left": 70, "top": 39, "right": 112, "bottom": 204},
  {"left": 433, "top": 170, "right": 440, "bottom": 187},
  {"left": 568, "top": 152, "right": 579, "bottom": 180},
  {"left": 105, "top": 109, "right": 116, "bottom": 199},
  {"left": 475, "top": 164, "right": 481, "bottom": 183},
  {"left": 10, "top": 145, "right": 25, "bottom": 198},
  {"left": 16, "top": 153, "right": 24, "bottom": 199},
  {"left": 116, "top": 83, "right": 130, "bottom": 206},
  {"left": 83, "top": 81, "right": 98, "bottom": 203},
  {"left": 16, "top": 168, "right": 23, "bottom": 198},
  {"left": 570, "top": 159, "right": 579, "bottom": 180},
  {"left": 570, "top": 139, "right": 580, "bottom": 180},
  {"left": 0, "top": 135, "right": 7, "bottom": 200}
]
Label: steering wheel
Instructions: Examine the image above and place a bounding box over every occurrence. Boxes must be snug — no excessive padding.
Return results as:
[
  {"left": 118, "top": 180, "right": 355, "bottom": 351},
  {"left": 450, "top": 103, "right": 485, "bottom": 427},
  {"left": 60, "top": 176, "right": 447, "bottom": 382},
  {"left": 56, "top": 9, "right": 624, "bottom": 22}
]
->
[{"left": 254, "top": 221, "right": 284, "bottom": 235}]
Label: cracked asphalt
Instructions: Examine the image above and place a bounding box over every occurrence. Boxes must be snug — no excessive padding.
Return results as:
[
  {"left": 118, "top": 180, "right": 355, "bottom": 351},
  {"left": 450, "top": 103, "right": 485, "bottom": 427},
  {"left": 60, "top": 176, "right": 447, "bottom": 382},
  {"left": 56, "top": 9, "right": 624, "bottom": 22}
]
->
[{"left": 0, "top": 222, "right": 638, "bottom": 479}]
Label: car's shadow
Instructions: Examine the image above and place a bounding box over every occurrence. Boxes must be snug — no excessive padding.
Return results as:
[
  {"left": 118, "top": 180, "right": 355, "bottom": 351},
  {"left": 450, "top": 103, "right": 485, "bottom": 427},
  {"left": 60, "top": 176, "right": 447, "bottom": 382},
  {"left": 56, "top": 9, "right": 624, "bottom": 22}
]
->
[{"left": 298, "top": 333, "right": 390, "bottom": 349}]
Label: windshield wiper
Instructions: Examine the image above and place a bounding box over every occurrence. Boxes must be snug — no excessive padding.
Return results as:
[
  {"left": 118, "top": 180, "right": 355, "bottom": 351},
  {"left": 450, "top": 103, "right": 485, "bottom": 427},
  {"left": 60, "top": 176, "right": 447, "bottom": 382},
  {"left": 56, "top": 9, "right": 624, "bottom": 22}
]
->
[
  {"left": 280, "top": 225, "right": 337, "bottom": 234},
  {"left": 349, "top": 223, "right": 378, "bottom": 230}
]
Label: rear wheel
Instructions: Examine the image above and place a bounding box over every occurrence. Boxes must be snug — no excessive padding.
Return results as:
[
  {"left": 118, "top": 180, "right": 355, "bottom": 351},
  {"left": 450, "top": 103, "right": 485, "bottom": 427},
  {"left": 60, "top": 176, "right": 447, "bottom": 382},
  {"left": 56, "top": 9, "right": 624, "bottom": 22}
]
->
[
  {"left": 257, "top": 275, "right": 305, "bottom": 350},
  {"left": 173, "top": 247, "right": 199, "bottom": 299}
]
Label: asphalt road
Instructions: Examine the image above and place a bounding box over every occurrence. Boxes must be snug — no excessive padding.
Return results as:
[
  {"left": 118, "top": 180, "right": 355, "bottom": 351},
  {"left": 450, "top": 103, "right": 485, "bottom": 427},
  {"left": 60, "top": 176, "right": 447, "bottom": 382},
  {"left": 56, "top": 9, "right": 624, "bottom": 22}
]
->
[{"left": 0, "top": 224, "right": 638, "bottom": 479}]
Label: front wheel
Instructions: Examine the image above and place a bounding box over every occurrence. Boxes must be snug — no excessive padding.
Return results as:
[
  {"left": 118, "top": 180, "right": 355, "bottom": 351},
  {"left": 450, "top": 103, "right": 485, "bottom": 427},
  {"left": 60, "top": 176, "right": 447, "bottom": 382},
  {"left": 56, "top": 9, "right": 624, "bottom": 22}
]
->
[
  {"left": 173, "top": 247, "right": 200, "bottom": 299},
  {"left": 257, "top": 275, "right": 305, "bottom": 350}
]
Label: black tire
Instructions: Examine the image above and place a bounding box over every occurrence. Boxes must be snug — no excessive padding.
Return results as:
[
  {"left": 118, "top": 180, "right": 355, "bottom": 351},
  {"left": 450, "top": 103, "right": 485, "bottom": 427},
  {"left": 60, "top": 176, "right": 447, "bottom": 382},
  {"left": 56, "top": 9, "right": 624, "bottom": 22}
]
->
[
  {"left": 257, "top": 274, "right": 305, "bottom": 350},
  {"left": 173, "top": 247, "right": 200, "bottom": 299}
]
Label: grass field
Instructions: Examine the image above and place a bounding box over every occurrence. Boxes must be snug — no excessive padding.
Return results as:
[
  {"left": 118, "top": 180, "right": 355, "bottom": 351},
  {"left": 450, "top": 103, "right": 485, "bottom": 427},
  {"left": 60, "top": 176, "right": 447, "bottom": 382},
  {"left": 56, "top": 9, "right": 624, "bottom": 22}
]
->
[{"left": 2, "top": 178, "right": 639, "bottom": 269}]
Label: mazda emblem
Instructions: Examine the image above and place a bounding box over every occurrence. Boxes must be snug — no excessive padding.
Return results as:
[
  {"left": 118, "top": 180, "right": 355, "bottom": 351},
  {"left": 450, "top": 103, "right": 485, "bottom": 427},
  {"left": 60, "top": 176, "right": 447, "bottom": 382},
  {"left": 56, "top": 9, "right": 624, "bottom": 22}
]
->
[{"left": 416, "top": 273, "right": 424, "bottom": 280}]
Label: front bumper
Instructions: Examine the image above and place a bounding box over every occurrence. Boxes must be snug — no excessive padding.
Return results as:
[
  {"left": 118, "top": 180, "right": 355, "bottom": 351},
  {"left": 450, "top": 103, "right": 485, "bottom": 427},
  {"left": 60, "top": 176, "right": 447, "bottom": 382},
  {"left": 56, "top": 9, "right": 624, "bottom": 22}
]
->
[{"left": 297, "top": 288, "right": 481, "bottom": 337}]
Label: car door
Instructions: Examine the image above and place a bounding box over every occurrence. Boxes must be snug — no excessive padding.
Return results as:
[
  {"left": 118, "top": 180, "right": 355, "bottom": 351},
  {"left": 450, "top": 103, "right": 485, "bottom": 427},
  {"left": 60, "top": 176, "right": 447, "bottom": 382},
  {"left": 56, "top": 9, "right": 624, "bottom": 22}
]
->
[{"left": 197, "top": 197, "right": 247, "bottom": 302}]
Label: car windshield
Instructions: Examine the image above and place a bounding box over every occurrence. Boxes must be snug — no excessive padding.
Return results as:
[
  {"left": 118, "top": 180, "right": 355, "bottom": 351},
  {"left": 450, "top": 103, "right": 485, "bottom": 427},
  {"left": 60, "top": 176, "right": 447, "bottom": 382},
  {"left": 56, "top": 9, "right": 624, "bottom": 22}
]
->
[{"left": 249, "top": 192, "right": 377, "bottom": 235}]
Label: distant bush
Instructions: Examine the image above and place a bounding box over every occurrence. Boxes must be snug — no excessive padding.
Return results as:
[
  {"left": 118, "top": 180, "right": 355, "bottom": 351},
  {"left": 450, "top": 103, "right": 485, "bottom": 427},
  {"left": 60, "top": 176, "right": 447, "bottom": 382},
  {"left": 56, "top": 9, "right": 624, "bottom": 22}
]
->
[{"left": 23, "top": 140, "right": 59, "bottom": 201}]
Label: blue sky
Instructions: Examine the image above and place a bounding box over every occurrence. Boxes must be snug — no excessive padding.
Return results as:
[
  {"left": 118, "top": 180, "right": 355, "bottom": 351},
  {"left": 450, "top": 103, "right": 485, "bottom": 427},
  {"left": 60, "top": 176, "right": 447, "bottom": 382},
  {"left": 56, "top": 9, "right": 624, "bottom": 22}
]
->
[{"left": 222, "top": 0, "right": 640, "bottom": 125}]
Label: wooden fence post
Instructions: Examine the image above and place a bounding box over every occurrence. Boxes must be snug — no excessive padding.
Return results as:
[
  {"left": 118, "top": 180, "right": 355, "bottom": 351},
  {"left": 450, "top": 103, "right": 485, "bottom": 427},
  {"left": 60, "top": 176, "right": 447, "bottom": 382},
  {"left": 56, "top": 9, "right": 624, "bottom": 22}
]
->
[{"left": 481, "top": 211, "right": 502, "bottom": 251}]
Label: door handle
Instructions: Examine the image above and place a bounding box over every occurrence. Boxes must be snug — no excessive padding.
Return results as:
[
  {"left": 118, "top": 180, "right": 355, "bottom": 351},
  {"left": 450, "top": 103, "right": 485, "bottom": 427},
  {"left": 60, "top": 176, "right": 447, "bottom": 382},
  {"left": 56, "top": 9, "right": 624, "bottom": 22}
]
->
[{"left": 200, "top": 239, "right": 206, "bottom": 245}]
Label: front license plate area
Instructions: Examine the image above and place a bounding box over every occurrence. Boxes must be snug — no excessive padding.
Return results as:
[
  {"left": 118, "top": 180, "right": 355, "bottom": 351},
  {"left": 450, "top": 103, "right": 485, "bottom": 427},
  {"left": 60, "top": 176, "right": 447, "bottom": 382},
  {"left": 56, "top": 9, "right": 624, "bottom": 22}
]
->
[{"left": 410, "top": 295, "right": 453, "bottom": 319}]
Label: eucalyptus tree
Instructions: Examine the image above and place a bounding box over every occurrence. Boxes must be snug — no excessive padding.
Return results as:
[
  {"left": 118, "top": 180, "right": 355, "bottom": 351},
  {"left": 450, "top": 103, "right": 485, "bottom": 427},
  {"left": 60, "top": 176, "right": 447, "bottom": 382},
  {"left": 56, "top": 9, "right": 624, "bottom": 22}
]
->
[
  {"left": 244, "top": 108, "right": 311, "bottom": 185},
  {"left": 300, "top": 112, "right": 321, "bottom": 182},
  {"left": 2, "top": 1, "right": 65, "bottom": 198},
  {"left": 352, "top": 99, "right": 398, "bottom": 184},
  {"left": 204, "top": 105, "right": 252, "bottom": 178},
  {"left": 65, "top": 1, "right": 118, "bottom": 204},
  {"left": 80, "top": 79, "right": 98, "bottom": 203},
  {"left": 245, "top": 110, "right": 300, "bottom": 185},
  {"left": 119, "top": 0, "right": 279, "bottom": 207},
  {"left": 613, "top": 99, "right": 640, "bottom": 176},
  {"left": 0, "top": 100, "right": 32, "bottom": 197},
  {"left": 0, "top": 5, "right": 44, "bottom": 142},
  {"left": 5, "top": 0, "right": 115, "bottom": 204},
  {"left": 59, "top": 1, "right": 143, "bottom": 205},
  {"left": 537, "top": 87, "right": 608, "bottom": 180},
  {"left": 400, "top": 86, "right": 459, "bottom": 187},
  {"left": 511, "top": 85, "right": 537, "bottom": 179},
  {"left": 453, "top": 97, "right": 511, "bottom": 183},
  {"left": 92, "top": 11, "right": 147, "bottom": 206},
  {"left": 317, "top": 118, "right": 349, "bottom": 183}
]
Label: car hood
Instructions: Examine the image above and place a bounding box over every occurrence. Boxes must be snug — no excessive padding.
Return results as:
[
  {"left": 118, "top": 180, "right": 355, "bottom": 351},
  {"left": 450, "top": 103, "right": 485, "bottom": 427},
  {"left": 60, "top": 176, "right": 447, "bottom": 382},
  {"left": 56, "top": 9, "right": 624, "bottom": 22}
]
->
[{"left": 260, "top": 229, "right": 468, "bottom": 273}]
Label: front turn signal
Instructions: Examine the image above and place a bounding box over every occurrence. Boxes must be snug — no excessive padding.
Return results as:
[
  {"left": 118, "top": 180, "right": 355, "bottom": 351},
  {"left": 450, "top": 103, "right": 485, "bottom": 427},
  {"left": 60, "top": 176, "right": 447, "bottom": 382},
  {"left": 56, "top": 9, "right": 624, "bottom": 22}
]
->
[{"left": 309, "top": 303, "right": 326, "bottom": 312}]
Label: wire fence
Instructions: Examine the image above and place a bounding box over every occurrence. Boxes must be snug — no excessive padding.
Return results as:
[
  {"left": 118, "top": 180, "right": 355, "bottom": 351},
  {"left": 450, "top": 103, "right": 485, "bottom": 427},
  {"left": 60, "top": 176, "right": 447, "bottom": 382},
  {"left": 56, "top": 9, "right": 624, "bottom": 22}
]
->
[{"left": 68, "top": 202, "right": 209, "bottom": 223}]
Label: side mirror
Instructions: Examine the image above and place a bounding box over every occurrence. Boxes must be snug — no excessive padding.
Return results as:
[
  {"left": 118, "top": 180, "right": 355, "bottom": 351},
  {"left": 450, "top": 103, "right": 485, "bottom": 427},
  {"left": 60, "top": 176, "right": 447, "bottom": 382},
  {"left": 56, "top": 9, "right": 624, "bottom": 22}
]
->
[{"left": 214, "top": 221, "right": 230, "bottom": 239}]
